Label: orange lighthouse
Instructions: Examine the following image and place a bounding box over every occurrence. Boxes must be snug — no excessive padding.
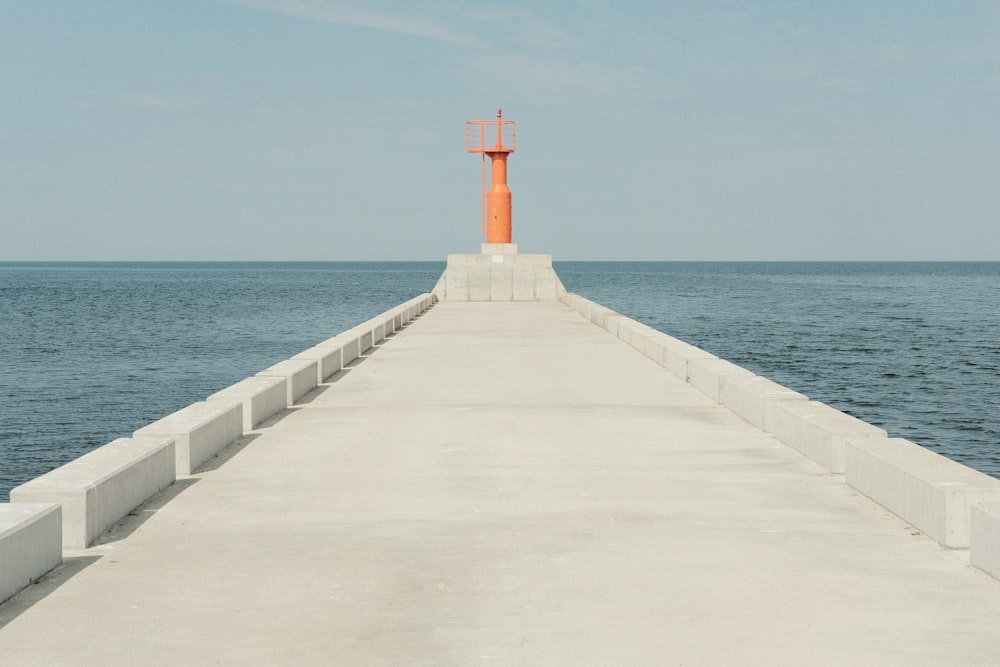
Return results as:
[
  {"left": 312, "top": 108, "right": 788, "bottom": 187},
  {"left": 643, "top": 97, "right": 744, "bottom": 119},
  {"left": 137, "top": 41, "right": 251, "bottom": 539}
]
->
[{"left": 466, "top": 109, "right": 516, "bottom": 244}]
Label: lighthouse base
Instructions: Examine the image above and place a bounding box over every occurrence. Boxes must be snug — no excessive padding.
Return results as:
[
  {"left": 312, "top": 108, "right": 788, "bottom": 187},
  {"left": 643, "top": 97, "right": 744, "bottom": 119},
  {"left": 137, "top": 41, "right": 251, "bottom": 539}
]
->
[{"left": 432, "top": 246, "right": 565, "bottom": 302}]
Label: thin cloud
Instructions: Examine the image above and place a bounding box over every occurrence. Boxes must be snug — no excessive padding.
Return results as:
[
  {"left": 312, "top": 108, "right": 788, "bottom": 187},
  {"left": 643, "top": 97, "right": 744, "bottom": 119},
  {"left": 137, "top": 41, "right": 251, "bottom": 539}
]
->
[
  {"left": 460, "top": 7, "right": 575, "bottom": 51},
  {"left": 461, "top": 52, "right": 684, "bottom": 103},
  {"left": 219, "top": 0, "right": 485, "bottom": 48}
]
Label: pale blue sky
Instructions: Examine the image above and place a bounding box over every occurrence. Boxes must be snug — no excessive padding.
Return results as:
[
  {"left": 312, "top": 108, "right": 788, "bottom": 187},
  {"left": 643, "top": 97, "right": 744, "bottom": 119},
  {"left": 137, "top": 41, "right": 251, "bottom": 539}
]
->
[{"left": 2, "top": 1, "right": 998, "bottom": 260}]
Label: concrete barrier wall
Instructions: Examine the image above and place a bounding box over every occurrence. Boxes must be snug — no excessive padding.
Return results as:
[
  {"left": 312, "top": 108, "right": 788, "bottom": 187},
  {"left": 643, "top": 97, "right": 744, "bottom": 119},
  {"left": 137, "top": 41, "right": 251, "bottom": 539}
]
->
[
  {"left": 434, "top": 246, "right": 566, "bottom": 301},
  {"left": 208, "top": 376, "right": 288, "bottom": 431},
  {"left": 306, "top": 294, "right": 434, "bottom": 375},
  {"left": 561, "top": 290, "right": 1000, "bottom": 574},
  {"left": 320, "top": 332, "right": 360, "bottom": 367},
  {"left": 687, "top": 358, "right": 756, "bottom": 403},
  {"left": 11, "top": 437, "right": 175, "bottom": 549},
  {"left": 971, "top": 503, "right": 1000, "bottom": 580},
  {"left": 258, "top": 359, "right": 319, "bottom": 406},
  {"left": 0, "top": 503, "right": 62, "bottom": 605},
  {"left": 720, "top": 375, "right": 808, "bottom": 432},
  {"left": 846, "top": 438, "right": 1000, "bottom": 548},
  {"left": 134, "top": 401, "right": 243, "bottom": 476},
  {"left": 771, "top": 400, "right": 887, "bottom": 474},
  {"left": 292, "top": 346, "right": 342, "bottom": 383},
  {"left": 0, "top": 292, "right": 436, "bottom": 596}
]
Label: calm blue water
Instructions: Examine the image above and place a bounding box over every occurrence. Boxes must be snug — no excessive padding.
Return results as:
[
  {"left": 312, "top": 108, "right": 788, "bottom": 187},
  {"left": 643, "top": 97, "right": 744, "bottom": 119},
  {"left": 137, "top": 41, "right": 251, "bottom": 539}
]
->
[{"left": 1, "top": 261, "right": 997, "bottom": 500}]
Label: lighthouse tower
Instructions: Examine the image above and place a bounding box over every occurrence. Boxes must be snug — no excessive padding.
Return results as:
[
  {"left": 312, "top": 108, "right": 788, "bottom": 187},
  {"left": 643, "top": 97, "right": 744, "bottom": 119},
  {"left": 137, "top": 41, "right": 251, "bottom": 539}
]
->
[
  {"left": 466, "top": 109, "right": 516, "bottom": 244},
  {"left": 433, "top": 109, "right": 562, "bottom": 301}
]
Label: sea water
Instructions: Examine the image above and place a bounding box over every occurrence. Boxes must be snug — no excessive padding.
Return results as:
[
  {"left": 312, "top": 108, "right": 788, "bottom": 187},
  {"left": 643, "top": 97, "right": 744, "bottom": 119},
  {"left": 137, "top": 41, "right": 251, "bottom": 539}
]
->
[{"left": 1, "top": 261, "right": 997, "bottom": 500}]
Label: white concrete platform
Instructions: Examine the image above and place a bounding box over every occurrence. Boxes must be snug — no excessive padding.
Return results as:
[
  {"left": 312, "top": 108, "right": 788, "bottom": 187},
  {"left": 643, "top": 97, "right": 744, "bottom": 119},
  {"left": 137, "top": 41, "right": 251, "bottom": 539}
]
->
[
  {"left": 434, "top": 248, "right": 565, "bottom": 301},
  {"left": 2, "top": 301, "right": 1000, "bottom": 665}
]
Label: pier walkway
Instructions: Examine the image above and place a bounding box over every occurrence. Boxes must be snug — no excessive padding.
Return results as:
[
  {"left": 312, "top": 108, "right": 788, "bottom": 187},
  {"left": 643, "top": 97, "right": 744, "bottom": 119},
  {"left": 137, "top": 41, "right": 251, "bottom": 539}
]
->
[{"left": 3, "top": 300, "right": 1000, "bottom": 665}]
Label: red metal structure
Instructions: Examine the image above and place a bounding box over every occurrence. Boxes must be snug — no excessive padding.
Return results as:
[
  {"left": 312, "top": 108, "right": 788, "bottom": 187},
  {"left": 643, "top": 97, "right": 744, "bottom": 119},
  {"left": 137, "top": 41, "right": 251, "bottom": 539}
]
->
[{"left": 466, "top": 109, "right": 516, "bottom": 244}]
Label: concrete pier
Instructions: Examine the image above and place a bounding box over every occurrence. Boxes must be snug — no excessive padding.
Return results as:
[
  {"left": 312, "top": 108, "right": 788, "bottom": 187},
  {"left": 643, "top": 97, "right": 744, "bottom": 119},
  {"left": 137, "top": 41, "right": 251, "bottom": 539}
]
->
[{"left": 2, "top": 296, "right": 1000, "bottom": 663}]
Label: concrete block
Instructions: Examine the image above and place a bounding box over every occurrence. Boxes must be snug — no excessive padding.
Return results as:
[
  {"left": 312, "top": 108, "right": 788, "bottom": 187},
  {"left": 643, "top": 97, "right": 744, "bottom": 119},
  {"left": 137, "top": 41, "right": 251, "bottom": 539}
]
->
[
  {"left": 643, "top": 333, "right": 669, "bottom": 365},
  {"left": 134, "top": 401, "right": 243, "bottom": 475},
  {"left": 490, "top": 265, "right": 513, "bottom": 301},
  {"left": 591, "top": 305, "right": 617, "bottom": 329},
  {"left": 971, "top": 502, "right": 1000, "bottom": 580},
  {"left": 12, "top": 437, "right": 175, "bottom": 549},
  {"left": 662, "top": 340, "right": 717, "bottom": 381},
  {"left": 438, "top": 258, "right": 560, "bottom": 302},
  {"left": 617, "top": 318, "right": 658, "bottom": 354},
  {"left": 642, "top": 332, "right": 684, "bottom": 366},
  {"left": 257, "top": 358, "right": 319, "bottom": 405},
  {"left": 446, "top": 253, "right": 488, "bottom": 268},
  {"left": 772, "top": 400, "right": 886, "bottom": 473},
  {"left": 771, "top": 401, "right": 829, "bottom": 456},
  {"left": 431, "top": 273, "right": 446, "bottom": 300},
  {"left": 467, "top": 265, "right": 492, "bottom": 301},
  {"left": 560, "top": 292, "right": 580, "bottom": 310},
  {"left": 339, "top": 336, "right": 361, "bottom": 365},
  {"left": 513, "top": 266, "right": 535, "bottom": 301},
  {"left": 356, "top": 329, "right": 373, "bottom": 354},
  {"left": 720, "top": 375, "right": 808, "bottom": 432},
  {"left": 515, "top": 254, "right": 554, "bottom": 268},
  {"left": 292, "top": 345, "right": 342, "bottom": 382},
  {"left": 444, "top": 267, "right": 469, "bottom": 301},
  {"left": 481, "top": 243, "right": 518, "bottom": 255},
  {"left": 604, "top": 314, "right": 622, "bottom": 337},
  {"left": 534, "top": 267, "right": 560, "bottom": 300},
  {"left": 208, "top": 375, "right": 287, "bottom": 431},
  {"left": 0, "top": 503, "right": 62, "bottom": 604},
  {"left": 687, "top": 357, "right": 751, "bottom": 401},
  {"left": 846, "top": 438, "right": 1000, "bottom": 548}
]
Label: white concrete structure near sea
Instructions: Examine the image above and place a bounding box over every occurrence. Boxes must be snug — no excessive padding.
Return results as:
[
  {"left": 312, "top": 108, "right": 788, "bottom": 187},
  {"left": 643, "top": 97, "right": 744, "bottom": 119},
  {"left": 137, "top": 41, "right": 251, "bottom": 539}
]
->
[{"left": 2, "top": 246, "right": 1000, "bottom": 664}]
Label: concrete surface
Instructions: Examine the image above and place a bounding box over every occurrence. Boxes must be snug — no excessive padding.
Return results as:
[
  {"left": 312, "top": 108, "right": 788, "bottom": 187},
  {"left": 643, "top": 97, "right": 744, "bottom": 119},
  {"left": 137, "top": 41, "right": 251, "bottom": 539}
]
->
[{"left": 2, "top": 301, "right": 1000, "bottom": 665}]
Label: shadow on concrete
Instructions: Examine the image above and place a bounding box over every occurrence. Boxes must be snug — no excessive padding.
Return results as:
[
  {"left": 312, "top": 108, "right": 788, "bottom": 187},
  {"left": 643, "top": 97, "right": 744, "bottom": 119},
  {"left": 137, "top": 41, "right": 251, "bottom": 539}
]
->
[
  {"left": 0, "top": 473, "right": 204, "bottom": 626},
  {"left": 0, "top": 554, "right": 102, "bottom": 630},
  {"left": 293, "top": 383, "right": 331, "bottom": 405},
  {"left": 323, "top": 367, "right": 353, "bottom": 384},
  {"left": 92, "top": 476, "right": 203, "bottom": 547},
  {"left": 194, "top": 432, "right": 263, "bottom": 474}
]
